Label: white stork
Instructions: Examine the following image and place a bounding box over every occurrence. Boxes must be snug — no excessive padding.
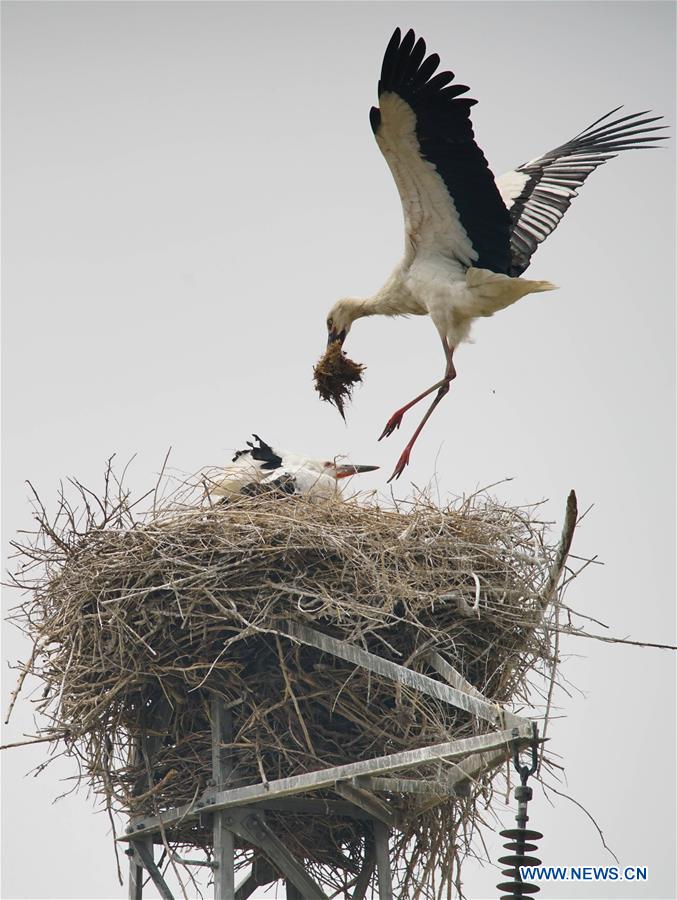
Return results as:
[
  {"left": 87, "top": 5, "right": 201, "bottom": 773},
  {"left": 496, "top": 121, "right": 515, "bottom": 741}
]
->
[
  {"left": 209, "top": 435, "right": 379, "bottom": 500},
  {"left": 325, "top": 27, "right": 666, "bottom": 481}
]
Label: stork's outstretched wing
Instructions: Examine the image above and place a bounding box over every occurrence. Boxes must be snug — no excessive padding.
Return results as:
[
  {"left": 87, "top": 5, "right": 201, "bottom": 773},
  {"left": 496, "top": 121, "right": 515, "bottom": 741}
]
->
[
  {"left": 497, "top": 108, "right": 668, "bottom": 276},
  {"left": 370, "top": 28, "right": 512, "bottom": 274}
]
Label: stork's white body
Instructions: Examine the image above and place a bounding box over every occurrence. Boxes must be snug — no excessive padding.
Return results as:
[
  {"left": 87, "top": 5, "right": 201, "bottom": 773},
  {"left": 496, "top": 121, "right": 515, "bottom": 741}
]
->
[
  {"left": 211, "top": 453, "right": 340, "bottom": 500},
  {"left": 362, "top": 259, "right": 554, "bottom": 348}
]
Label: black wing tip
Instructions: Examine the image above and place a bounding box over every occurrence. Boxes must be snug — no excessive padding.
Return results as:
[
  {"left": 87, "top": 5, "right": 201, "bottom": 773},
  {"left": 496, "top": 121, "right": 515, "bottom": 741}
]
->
[
  {"left": 369, "top": 106, "right": 381, "bottom": 134},
  {"left": 378, "top": 26, "right": 475, "bottom": 107},
  {"left": 579, "top": 107, "right": 668, "bottom": 141},
  {"left": 540, "top": 107, "right": 670, "bottom": 164},
  {"left": 232, "top": 434, "right": 282, "bottom": 470}
]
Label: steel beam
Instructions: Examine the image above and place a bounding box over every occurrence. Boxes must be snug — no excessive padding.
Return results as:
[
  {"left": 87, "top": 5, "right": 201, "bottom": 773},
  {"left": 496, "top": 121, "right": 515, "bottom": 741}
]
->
[
  {"left": 234, "top": 875, "right": 258, "bottom": 900},
  {"left": 334, "top": 781, "right": 397, "bottom": 828},
  {"left": 127, "top": 844, "right": 144, "bottom": 900},
  {"left": 425, "top": 651, "right": 487, "bottom": 700},
  {"left": 361, "top": 746, "right": 510, "bottom": 797},
  {"left": 358, "top": 776, "right": 457, "bottom": 797},
  {"left": 444, "top": 746, "right": 510, "bottom": 790},
  {"left": 134, "top": 840, "right": 175, "bottom": 900},
  {"left": 352, "top": 842, "right": 376, "bottom": 900},
  {"left": 252, "top": 797, "right": 373, "bottom": 819},
  {"left": 121, "top": 727, "right": 533, "bottom": 841},
  {"left": 211, "top": 697, "right": 235, "bottom": 900},
  {"left": 234, "top": 858, "right": 277, "bottom": 900},
  {"left": 221, "top": 809, "right": 327, "bottom": 899},
  {"left": 373, "top": 823, "right": 393, "bottom": 900},
  {"left": 281, "top": 622, "right": 519, "bottom": 729},
  {"left": 425, "top": 651, "right": 525, "bottom": 730}
]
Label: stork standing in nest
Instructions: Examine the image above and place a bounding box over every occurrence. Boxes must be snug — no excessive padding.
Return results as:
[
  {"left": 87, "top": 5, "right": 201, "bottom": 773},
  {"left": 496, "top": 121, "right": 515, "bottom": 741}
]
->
[
  {"left": 323, "top": 27, "right": 666, "bottom": 481},
  {"left": 209, "top": 435, "right": 378, "bottom": 500}
]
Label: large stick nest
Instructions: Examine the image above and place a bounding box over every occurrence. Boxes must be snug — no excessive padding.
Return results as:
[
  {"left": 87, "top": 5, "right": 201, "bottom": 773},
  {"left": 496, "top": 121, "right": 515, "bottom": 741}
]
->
[{"left": 7, "top": 464, "right": 578, "bottom": 898}]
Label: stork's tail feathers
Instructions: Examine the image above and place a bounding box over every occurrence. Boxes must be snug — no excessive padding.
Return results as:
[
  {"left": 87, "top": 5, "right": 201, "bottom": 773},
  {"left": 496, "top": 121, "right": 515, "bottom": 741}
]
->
[
  {"left": 523, "top": 278, "right": 558, "bottom": 293},
  {"left": 464, "top": 266, "right": 558, "bottom": 316}
]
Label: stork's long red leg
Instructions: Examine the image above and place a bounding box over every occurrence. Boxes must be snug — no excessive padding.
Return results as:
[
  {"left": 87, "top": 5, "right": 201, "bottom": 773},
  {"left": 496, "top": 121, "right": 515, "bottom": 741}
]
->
[
  {"left": 379, "top": 338, "right": 456, "bottom": 441},
  {"left": 379, "top": 379, "right": 448, "bottom": 440},
  {"left": 387, "top": 342, "right": 456, "bottom": 482}
]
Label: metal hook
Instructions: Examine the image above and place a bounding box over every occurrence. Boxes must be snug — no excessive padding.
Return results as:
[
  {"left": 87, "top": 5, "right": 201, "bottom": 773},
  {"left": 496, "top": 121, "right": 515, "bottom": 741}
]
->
[{"left": 511, "top": 723, "right": 539, "bottom": 785}]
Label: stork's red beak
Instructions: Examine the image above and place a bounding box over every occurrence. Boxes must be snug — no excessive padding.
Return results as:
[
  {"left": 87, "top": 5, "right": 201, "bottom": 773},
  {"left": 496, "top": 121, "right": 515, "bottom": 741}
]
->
[
  {"left": 327, "top": 328, "right": 347, "bottom": 348},
  {"left": 334, "top": 464, "right": 379, "bottom": 479}
]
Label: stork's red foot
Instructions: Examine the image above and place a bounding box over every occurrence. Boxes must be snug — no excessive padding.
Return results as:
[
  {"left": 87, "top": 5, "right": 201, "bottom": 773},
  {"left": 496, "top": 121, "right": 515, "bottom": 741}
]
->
[
  {"left": 379, "top": 409, "right": 406, "bottom": 441},
  {"left": 387, "top": 445, "right": 413, "bottom": 482}
]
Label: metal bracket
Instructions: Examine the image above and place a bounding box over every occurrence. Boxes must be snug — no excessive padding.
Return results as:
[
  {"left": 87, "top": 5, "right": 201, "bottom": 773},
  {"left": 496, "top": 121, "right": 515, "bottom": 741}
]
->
[
  {"left": 219, "top": 807, "right": 327, "bottom": 899},
  {"left": 334, "top": 780, "right": 398, "bottom": 828},
  {"left": 132, "top": 839, "right": 175, "bottom": 900},
  {"left": 169, "top": 853, "right": 216, "bottom": 869}
]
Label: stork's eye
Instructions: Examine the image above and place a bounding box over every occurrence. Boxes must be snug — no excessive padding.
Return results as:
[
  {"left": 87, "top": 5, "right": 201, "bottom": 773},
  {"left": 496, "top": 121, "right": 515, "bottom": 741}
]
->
[
  {"left": 323, "top": 461, "right": 332, "bottom": 468},
  {"left": 327, "top": 317, "right": 333, "bottom": 330}
]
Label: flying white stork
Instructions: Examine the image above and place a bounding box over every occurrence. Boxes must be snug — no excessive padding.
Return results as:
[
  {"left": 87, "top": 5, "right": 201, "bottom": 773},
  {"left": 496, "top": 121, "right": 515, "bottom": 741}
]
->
[
  {"left": 208, "top": 434, "right": 379, "bottom": 500},
  {"left": 325, "top": 27, "right": 666, "bottom": 481}
]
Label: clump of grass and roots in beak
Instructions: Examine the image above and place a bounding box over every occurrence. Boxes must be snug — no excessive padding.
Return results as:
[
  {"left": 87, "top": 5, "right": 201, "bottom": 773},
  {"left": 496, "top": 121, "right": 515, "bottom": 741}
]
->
[{"left": 313, "top": 342, "right": 365, "bottom": 420}]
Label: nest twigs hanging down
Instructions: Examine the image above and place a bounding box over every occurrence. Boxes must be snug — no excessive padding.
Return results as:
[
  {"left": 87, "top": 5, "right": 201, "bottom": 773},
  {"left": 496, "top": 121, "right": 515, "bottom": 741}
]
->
[{"left": 6, "top": 462, "right": 584, "bottom": 898}]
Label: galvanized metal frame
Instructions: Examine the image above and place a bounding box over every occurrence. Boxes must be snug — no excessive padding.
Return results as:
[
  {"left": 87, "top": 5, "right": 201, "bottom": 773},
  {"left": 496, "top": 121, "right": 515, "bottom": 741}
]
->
[
  {"left": 211, "top": 699, "right": 236, "bottom": 898},
  {"left": 123, "top": 621, "right": 535, "bottom": 899}
]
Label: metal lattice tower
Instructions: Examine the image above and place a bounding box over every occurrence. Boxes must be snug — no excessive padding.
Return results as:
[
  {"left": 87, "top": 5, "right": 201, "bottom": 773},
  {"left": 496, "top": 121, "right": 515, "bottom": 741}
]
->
[{"left": 122, "top": 620, "right": 537, "bottom": 899}]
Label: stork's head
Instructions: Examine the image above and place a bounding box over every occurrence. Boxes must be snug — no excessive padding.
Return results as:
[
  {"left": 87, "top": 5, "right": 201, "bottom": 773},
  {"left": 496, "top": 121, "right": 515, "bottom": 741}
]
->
[
  {"left": 280, "top": 453, "right": 379, "bottom": 498},
  {"left": 320, "top": 459, "right": 379, "bottom": 481},
  {"left": 297, "top": 453, "right": 378, "bottom": 480},
  {"left": 326, "top": 298, "right": 364, "bottom": 347}
]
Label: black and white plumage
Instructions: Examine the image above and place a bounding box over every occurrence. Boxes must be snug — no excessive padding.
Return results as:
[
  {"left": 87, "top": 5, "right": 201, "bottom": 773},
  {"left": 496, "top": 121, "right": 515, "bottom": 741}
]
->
[
  {"left": 209, "top": 435, "right": 379, "bottom": 500},
  {"left": 324, "top": 28, "right": 667, "bottom": 480},
  {"left": 496, "top": 107, "right": 666, "bottom": 276}
]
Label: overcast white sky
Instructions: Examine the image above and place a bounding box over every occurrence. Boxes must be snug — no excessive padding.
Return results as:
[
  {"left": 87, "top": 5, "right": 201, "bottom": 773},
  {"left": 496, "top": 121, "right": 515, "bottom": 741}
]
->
[{"left": 2, "top": 2, "right": 675, "bottom": 898}]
